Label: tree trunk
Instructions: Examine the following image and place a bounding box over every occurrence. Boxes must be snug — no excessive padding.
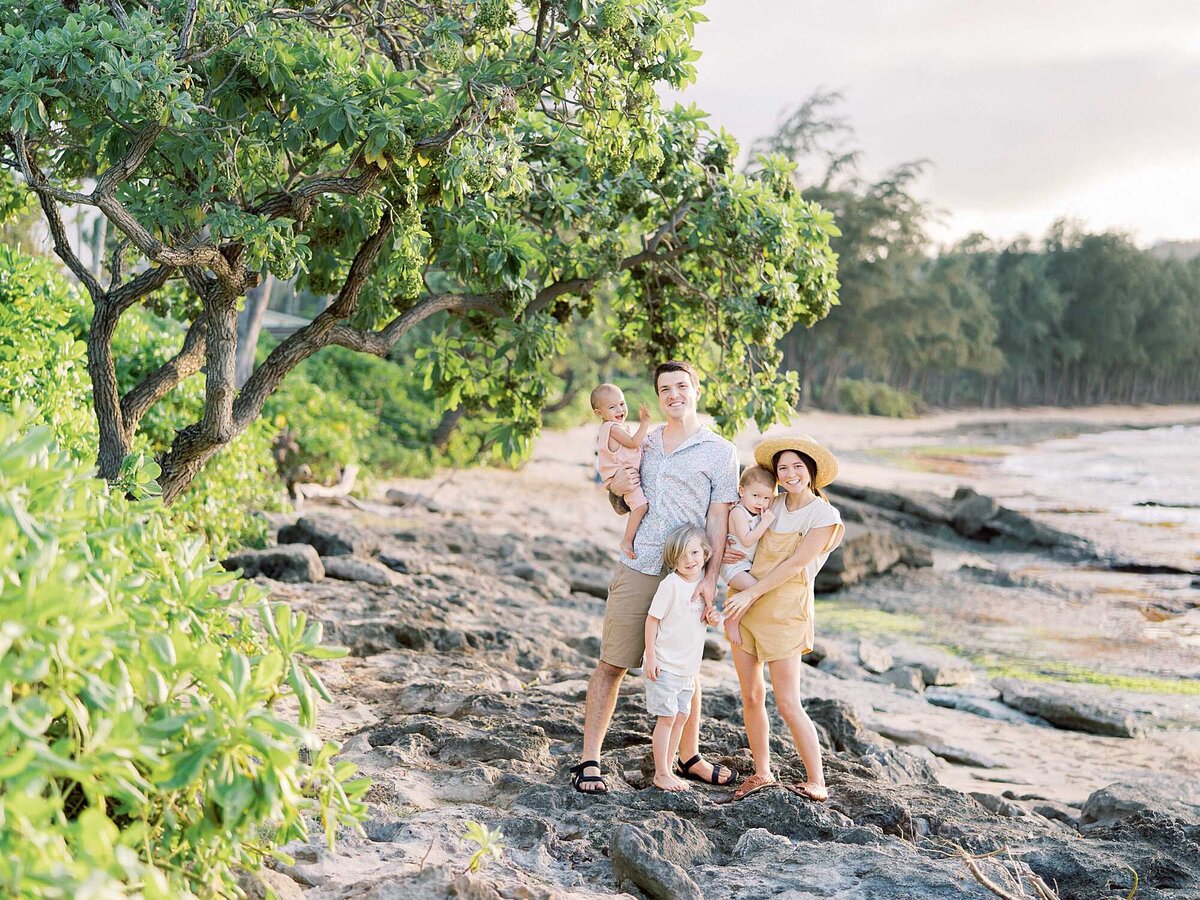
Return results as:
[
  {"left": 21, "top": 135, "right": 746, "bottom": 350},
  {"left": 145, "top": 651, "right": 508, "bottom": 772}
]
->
[
  {"left": 88, "top": 302, "right": 129, "bottom": 481},
  {"left": 432, "top": 406, "right": 466, "bottom": 451},
  {"left": 235, "top": 274, "right": 273, "bottom": 389}
]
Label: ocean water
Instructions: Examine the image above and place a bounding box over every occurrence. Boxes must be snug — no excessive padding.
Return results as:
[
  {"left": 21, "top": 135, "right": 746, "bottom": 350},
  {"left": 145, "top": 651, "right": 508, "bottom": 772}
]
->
[{"left": 998, "top": 424, "right": 1200, "bottom": 568}]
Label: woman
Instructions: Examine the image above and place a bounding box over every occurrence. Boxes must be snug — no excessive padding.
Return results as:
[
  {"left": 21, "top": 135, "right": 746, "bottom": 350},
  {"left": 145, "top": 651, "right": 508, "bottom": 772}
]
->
[{"left": 723, "top": 433, "right": 844, "bottom": 802}]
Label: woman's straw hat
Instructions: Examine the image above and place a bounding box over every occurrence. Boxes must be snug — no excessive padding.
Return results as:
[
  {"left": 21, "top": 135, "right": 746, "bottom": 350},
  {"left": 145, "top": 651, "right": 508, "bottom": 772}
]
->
[{"left": 753, "top": 433, "right": 839, "bottom": 489}]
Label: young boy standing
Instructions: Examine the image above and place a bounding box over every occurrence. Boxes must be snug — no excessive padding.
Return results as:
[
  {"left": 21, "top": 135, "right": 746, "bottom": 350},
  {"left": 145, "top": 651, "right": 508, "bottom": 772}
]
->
[{"left": 644, "top": 525, "right": 718, "bottom": 791}]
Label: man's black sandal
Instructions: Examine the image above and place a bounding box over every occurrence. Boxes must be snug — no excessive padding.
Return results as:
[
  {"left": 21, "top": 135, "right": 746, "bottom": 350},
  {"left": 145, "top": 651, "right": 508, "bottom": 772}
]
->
[
  {"left": 570, "top": 760, "right": 609, "bottom": 794},
  {"left": 679, "top": 754, "right": 736, "bottom": 786}
]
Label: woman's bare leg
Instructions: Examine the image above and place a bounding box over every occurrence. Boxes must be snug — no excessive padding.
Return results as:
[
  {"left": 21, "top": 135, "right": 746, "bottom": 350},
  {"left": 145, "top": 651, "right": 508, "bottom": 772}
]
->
[
  {"left": 731, "top": 643, "right": 772, "bottom": 778},
  {"left": 767, "top": 654, "right": 826, "bottom": 798}
]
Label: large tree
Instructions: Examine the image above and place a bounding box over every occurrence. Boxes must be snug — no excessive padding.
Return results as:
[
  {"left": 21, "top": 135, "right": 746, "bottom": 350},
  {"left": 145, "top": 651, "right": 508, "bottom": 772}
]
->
[{"left": 1, "top": 0, "right": 839, "bottom": 502}]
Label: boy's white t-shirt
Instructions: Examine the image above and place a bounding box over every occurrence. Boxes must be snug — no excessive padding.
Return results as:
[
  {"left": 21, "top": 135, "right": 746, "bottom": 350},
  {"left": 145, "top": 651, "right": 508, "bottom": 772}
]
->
[{"left": 646, "top": 572, "right": 707, "bottom": 677}]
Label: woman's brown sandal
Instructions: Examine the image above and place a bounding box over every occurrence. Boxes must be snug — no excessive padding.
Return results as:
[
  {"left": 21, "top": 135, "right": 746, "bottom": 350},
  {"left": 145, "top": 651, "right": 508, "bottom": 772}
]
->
[
  {"left": 678, "top": 754, "right": 736, "bottom": 787},
  {"left": 731, "top": 773, "right": 778, "bottom": 801}
]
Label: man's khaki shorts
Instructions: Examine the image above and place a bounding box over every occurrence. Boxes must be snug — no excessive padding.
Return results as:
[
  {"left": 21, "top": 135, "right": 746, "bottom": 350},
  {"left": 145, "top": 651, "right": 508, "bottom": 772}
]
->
[{"left": 599, "top": 563, "right": 666, "bottom": 670}]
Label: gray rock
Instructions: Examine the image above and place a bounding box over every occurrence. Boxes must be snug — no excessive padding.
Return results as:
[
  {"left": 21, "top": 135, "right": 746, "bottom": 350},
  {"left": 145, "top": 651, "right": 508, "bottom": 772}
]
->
[
  {"left": 950, "top": 489, "right": 999, "bottom": 539},
  {"left": 1080, "top": 776, "right": 1200, "bottom": 828},
  {"left": 384, "top": 488, "right": 441, "bottom": 512},
  {"left": 925, "top": 685, "right": 1051, "bottom": 726},
  {"left": 858, "top": 640, "right": 894, "bottom": 674},
  {"left": 610, "top": 824, "right": 702, "bottom": 900},
  {"left": 439, "top": 724, "right": 551, "bottom": 766},
  {"left": 378, "top": 548, "right": 432, "bottom": 575},
  {"left": 505, "top": 562, "right": 570, "bottom": 599},
  {"left": 877, "top": 665, "right": 925, "bottom": 693},
  {"left": 817, "top": 655, "right": 869, "bottom": 680},
  {"left": 994, "top": 679, "right": 1144, "bottom": 738},
  {"left": 447, "top": 873, "right": 501, "bottom": 900},
  {"left": 806, "top": 698, "right": 938, "bottom": 785},
  {"left": 222, "top": 544, "right": 324, "bottom": 583},
  {"left": 818, "top": 523, "right": 932, "bottom": 592},
  {"left": 970, "top": 792, "right": 1028, "bottom": 817},
  {"left": 803, "top": 637, "right": 845, "bottom": 666},
  {"left": 321, "top": 556, "right": 399, "bottom": 586},
  {"left": 703, "top": 636, "right": 726, "bottom": 661},
  {"left": 876, "top": 724, "right": 1004, "bottom": 769},
  {"left": 828, "top": 483, "right": 951, "bottom": 524},
  {"left": 731, "top": 827, "right": 793, "bottom": 860},
  {"left": 1032, "top": 801, "right": 1081, "bottom": 826},
  {"left": 892, "top": 645, "right": 974, "bottom": 686},
  {"left": 235, "top": 868, "right": 305, "bottom": 900},
  {"left": 569, "top": 573, "right": 609, "bottom": 598},
  {"left": 278, "top": 515, "right": 380, "bottom": 557}
]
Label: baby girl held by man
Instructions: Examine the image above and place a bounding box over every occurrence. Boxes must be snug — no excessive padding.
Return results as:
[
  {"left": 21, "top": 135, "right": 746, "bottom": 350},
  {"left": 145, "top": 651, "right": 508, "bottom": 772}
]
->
[{"left": 591, "top": 383, "right": 652, "bottom": 559}]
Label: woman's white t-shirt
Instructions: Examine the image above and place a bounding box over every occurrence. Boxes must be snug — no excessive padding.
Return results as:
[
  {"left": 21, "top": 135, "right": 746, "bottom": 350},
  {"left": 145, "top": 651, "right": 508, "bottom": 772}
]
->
[
  {"left": 767, "top": 494, "right": 844, "bottom": 583},
  {"left": 646, "top": 572, "right": 707, "bottom": 677}
]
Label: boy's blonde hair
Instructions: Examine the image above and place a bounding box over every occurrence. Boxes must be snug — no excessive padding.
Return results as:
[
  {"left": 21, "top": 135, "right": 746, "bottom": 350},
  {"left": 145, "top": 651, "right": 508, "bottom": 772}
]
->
[
  {"left": 590, "top": 382, "right": 621, "bottom": 411},
  {"left": 739, "top": 465, "right": 776, "bottom": 492},
  {"left": 661, "top": 524, "right": 711, "bottom": 573}
]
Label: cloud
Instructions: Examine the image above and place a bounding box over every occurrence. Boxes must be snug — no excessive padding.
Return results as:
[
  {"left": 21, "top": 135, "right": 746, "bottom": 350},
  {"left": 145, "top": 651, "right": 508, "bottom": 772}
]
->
[{"left": 668, "top": 0, "right": 1200, "bottom": 242}]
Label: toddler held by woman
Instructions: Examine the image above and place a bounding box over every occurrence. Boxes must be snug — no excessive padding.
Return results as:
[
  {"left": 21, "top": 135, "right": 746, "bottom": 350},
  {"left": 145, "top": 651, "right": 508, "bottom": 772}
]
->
[{"left": 720, "top": 465, "right": 778, "bottom": 647}]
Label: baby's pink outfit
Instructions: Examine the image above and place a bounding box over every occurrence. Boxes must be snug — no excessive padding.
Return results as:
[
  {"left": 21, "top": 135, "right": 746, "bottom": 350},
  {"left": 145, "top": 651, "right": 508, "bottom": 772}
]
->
[{"left": 597, "top": 421, "right": 648, "bottom": 510}]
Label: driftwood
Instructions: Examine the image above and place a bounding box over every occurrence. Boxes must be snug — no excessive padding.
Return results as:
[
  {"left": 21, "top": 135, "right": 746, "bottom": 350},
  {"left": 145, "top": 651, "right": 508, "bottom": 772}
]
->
[{"left": 294, "top": 464, "right": 359, "bottom": 504}]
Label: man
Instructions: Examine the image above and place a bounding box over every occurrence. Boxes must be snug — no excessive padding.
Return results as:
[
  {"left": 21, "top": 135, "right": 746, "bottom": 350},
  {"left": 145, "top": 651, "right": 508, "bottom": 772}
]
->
[{"left": 571, "top": 360, "right": 740, "bottom": 794}]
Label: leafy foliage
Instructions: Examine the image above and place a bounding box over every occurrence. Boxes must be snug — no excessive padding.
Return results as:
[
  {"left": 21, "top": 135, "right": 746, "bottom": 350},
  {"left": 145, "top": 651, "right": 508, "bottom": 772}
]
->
[
  {"left": 1, "top": 0, "right": 840, "bottom": 499},
  {"left": 0, "top": 412, "right": 367, "bottom": 898}
]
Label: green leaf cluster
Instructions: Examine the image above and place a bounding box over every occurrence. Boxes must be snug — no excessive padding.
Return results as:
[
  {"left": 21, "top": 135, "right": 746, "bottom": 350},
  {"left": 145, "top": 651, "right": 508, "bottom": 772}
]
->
[{"left": 0, "top": 412, "right": 367, "bottom": 897}]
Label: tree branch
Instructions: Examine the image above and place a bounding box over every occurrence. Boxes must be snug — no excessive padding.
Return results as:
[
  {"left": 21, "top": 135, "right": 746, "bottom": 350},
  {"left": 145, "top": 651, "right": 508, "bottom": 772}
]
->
[
  {"left": 531, "top": 1, "right": 550, "bottom": 59},
  {"left": 327, "top": 291, "right": 506, "bottom": 355},
  {"left": 176, "top": 0, "right": 200, "bottom": 58},
  {"left": 250, "top": 167, "right": 381, "bottom": 221},
  {"left": 119, "top": 312, "right": 208, "bottom": 435},
  {"left": 109, "top": 265, "right": 173, "bottom": 314},
  {"left": 232, "top": 212, "right": 395, "bottom": 425},
  {"left": 35, "top": 189, "right": 104, "bottom": 302}
]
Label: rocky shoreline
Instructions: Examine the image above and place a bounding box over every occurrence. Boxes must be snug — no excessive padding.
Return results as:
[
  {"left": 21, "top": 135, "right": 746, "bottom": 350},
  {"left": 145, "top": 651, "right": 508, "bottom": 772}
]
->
[{"left": 222, "top": 475, "right": 1200, "bottom": 900}]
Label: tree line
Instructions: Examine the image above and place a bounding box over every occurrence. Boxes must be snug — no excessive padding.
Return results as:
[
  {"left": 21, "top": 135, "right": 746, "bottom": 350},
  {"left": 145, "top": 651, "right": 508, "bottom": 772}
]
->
[{"left": 764, "top": 93, "right": 1200, "bottom": 411}]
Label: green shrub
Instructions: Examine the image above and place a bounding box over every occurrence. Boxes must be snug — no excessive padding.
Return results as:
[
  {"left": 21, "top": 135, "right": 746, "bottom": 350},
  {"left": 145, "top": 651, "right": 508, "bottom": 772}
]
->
[
  {"left": 0, "top": 246, "right": 93, "bottom": 450},
  {"left": 836, "top": 377, "right": 920, "bottom": 418},
  {"left": 0, "top": 413, "right": 368, "bottom": 897},
  {"left": 265, "top": 340, "right": 497, "bottom": 480}
]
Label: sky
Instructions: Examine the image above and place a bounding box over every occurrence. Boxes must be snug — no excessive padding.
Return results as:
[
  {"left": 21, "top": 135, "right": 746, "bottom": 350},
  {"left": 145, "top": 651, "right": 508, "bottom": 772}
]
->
[{"left": 667, "top": 0, "right": 1200, "bottom": 247}]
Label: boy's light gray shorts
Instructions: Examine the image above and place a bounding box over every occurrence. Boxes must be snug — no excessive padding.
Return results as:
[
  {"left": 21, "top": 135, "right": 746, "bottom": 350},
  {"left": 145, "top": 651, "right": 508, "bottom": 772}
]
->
[{"left": 645, "top": 671, "right": 696, "bottom": 717}]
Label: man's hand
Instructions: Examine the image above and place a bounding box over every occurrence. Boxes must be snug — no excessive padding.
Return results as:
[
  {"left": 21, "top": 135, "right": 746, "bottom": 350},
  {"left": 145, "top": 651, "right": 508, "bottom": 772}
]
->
[
  {"left": 721, "top": 540, "right": 747, "bottom": 566},
  {"left": 692, "top": 576, "right": 717, "bottom": 617},
  {"left": 644, "top": 654, "right": 660, "bottom": 682},
  {"left": 608, "top": 465, "right": 640, "bottom": 497}
]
